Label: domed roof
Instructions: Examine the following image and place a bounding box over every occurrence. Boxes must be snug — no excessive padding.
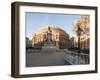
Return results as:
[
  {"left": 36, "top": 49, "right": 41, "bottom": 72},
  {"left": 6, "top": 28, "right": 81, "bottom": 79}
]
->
[
  {"left": 39, "top": 25, "right": 64, "bottom": 31},
  {"left": 33, "top": 25, "right": 69, "bottom": 37}
]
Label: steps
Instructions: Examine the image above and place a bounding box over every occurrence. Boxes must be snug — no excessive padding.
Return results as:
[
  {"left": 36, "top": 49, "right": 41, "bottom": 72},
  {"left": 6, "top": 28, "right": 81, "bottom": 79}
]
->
[{"left": 41, "top": 43, "right": 57, "bottom": 53}]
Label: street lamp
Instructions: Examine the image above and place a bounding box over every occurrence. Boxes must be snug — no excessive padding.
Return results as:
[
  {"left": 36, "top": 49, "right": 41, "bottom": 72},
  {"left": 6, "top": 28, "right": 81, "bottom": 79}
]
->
[{"left": 76, "top": 21, "right": 83, "bottom": 64}]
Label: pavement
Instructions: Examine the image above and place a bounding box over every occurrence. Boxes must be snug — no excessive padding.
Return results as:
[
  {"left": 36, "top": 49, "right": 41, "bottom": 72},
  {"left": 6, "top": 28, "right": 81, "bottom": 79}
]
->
[{"left": 26, "top": 49, "right": 71, "bottom": 67}]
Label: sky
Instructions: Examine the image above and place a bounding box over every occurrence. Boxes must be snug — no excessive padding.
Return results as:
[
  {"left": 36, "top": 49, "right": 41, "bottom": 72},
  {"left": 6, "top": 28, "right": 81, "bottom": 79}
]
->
[{"left": 25, "top": 12, "right": 81, "bottom": 39}]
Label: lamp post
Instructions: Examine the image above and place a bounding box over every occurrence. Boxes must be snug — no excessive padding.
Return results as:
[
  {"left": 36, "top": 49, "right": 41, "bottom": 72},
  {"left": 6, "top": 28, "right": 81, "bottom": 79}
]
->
[{"left": 76, "top": 21, "right": 83, "bottom": 64}]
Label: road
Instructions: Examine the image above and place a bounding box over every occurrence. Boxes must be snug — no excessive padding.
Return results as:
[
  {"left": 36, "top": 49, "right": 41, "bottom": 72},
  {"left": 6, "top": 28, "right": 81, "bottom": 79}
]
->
[{"left": 26, "top": 49, "right": 71, "bottom": 67}]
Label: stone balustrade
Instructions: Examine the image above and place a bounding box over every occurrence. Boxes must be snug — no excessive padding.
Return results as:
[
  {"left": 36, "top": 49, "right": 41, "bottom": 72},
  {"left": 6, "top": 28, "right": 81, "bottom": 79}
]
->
[{"left": 64, "top": 49, "right": 89, "bottom": 65}]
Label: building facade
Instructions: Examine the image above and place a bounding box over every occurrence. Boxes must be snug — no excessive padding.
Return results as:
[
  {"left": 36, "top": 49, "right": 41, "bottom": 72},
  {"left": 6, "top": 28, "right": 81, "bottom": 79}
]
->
[
  {"left": 32, "top": 25, "right": 70, "bottom": 49},
  {"left": 26, "top": 37, "right": 32, "bottom": 49}
]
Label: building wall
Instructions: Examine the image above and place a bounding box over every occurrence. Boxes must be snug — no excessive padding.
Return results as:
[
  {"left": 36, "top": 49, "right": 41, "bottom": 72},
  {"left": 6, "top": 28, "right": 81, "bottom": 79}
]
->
[
  {"left": 26, "top": 37, "right": 32, "bottom": 48},
  {"left": 32, "top": 25, "right": 70, "bottom": 49}
]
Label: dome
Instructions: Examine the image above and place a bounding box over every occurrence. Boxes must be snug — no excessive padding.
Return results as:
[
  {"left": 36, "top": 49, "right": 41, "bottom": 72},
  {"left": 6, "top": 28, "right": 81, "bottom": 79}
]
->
[
  {"left": 32, "top": 25, "right": 70, "bottom": 49},
  {"left": 35, "top": 25, "right": 69, "bottom": 37}
]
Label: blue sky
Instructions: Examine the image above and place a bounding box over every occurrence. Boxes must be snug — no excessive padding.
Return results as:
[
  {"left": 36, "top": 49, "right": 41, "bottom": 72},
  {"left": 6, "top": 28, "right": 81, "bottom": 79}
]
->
[{"left": 25, "top": 12, "right": 81, "bottom": 39}]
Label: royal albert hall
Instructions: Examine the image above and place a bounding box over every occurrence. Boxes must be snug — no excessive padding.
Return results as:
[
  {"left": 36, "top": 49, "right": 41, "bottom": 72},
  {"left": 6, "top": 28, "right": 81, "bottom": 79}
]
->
[{"left": 32, "top": 25, "right": 70, "bottom": 49}]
